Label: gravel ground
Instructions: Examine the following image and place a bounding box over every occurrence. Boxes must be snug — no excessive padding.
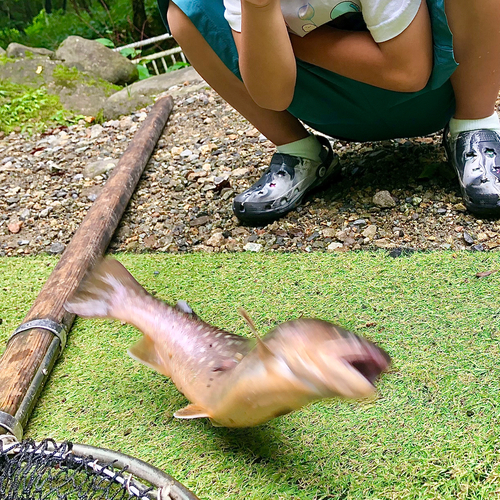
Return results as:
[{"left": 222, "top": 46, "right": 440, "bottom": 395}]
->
[{"left": 1, "top": 80, "right": 500, "bottom": 257}]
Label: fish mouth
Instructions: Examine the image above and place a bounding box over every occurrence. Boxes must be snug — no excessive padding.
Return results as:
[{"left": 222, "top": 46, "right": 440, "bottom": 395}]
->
[{"left": 345, "top": 346, "right": 391, "bottom": 385}]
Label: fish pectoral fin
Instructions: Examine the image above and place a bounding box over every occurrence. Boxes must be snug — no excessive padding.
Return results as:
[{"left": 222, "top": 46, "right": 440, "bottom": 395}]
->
[
  {"left": 174, "top": 404, "right": 211, "bottom": 420},
  {"left": 175, "top": 300, "right": 199, "bottom": 320},
  {"left": 127, "top": 336, "right": 171, "bottom": 377}
]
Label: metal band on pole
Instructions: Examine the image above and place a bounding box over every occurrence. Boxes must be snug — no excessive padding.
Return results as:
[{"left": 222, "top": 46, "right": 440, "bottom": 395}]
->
[
  {"left": 0, "top": 411, "right": 22, "bottom": 442},
  {"left": 10, "top": 319, "right": 68, "bottom": 352}
]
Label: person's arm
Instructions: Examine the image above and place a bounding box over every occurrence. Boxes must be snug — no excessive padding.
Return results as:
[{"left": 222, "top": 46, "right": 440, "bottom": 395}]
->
[
  {"left": 232, "top": 0, "right": 297, "bottom": 111},
  {"left": 290, "top": 0, "right": 433, "bottom": 93}
]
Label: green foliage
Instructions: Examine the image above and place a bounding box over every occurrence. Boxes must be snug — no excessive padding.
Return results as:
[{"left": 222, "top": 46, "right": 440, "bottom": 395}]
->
[
  {"left": 0, "top": 0, "right": 166, "bottom": 50},
  {"left": 0, "top": 80, "right": 84, "bottom": 134},
  {"left": 166, "top": 61, "right": 190, "bottom": 72},
  {"left": 119, "top": 46, "right": 142, "bottom": 58},
  {"left": 0, "top": 54, "right": 16, "bottom": 65},
  {"left": 0, "top": 27, "right": 22, "bottom": 47},
  {"left": 136, "top": 63, "right": 150, "bottom": 80},
  {"left": 94, "top": 37, "right": 115, "bottom": 48}
]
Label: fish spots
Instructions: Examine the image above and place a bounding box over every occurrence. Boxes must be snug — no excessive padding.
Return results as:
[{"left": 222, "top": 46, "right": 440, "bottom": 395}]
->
[
  {"left": 235, "top": 353, "right": 243, "bottom": 361},
  {"left": 212, "top": 342, "right": 218, "bottom": 348},
  {"left": 199, "top": 347, "right": 206, "bottom": 353},
  {"left": 225, "top": 335, "right": 232, "bottom": 339},
  {"left": 199, "top": 356, "right": 206, "bottom": 363},
  {"left": 215, "top": 332, "right": 223, "bottom": 338},
  {"left": 203, "top": 331, "right": 211, "bottom": 338}
]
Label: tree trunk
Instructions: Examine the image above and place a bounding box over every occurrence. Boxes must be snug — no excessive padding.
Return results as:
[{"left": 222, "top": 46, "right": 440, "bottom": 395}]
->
[
  {"left": 78, "top": 0, "right": 92, "bottom": 16},
  {"left": 69, "top": 0, "right": 81, "bottom": 16},
  {"left": 131, "top": 0, "right": 148, "bottom": 36}
]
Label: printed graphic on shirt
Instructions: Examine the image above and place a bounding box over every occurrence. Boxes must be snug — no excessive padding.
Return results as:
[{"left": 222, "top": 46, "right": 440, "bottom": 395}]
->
[{"left": 289, "top": 0, "right": 361, "bottom": 34}]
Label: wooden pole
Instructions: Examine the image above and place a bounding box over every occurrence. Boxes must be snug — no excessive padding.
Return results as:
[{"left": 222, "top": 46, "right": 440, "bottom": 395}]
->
[{"left": 0, "top": 96, "right": 174, "bottom": 440}]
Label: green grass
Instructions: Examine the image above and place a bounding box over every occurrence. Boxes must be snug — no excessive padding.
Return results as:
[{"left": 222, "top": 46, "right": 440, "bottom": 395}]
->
[
  {"left": 1, "top": 252, "right": 499, "bottom": 499},
  {"left": 0, "top": 80, "right": 86, "bottom": 134}
]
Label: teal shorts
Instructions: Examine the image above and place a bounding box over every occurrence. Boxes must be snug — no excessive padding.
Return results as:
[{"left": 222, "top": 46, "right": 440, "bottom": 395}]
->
[{"left": 158, "top": 0, "right": 457, "bottom": 142}]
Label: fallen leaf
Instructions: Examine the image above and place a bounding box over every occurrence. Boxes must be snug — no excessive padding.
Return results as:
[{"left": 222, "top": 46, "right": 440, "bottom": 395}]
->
[
  {"left": 7, "top": 221, "right": 22, "bottom": 234},
  {"left": 35, "top": 65, "right": 43, "bottom": 74},
  {"left": 476, "top": 270, "right": 498, "bottom": 278}
]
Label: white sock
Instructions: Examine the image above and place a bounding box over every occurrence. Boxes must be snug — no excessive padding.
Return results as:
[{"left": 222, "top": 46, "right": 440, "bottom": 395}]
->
[
  {"left": 449, "top": 111, "right": 500, "bottom": 138},
  {"left": 277, "top": 134, "right": 323, "bottom": 163}
]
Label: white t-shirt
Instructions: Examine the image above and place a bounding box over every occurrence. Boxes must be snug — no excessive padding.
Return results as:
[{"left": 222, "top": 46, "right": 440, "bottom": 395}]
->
[{"left": 224, "top": 0, "right": 421, "bottom": 43}]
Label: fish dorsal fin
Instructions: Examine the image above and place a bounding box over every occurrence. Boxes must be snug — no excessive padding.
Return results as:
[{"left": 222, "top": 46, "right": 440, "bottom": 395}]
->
[
  {"left": 127, "top": 336, "right": 171, "bottom": 377},
  {"left": 174, "top": 404, "right": 210, "bottom": 419},
  {"left": 239, "top": 308, "right": 275, "bottom": 361}
]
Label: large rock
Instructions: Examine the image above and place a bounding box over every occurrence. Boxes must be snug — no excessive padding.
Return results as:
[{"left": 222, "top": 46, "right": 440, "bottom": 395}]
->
[
  {"left": 0, "top": 58, "right": 119, "bottom": 116},
  {"left": 55, "top": 36, "right": 138, "bottom": 85},
  {"left": 0, "top": 47, "right": 6, "bottom": 56},
  {"left": 49, "top": 80, "right": 116, "bottom": 116},
  {"left": 103, "top": 66, "right": 203, "bottom": 119},
  {"left": 0, "top": 58, "right": 60, "bottom": 87},
  {"left": 6, "top": 42, "right": 53, "bottom": 58}
]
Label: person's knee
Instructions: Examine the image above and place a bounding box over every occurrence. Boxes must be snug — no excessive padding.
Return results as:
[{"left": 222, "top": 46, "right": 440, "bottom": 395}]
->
[
  {"left": 166, "top": 2, "right": 193, "bottom": 44},
  {"left": 390, "top": 60, "right": 432, "bottom": 93}
]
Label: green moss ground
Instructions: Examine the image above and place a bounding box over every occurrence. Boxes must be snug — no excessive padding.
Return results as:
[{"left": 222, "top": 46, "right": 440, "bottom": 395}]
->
[
  {"left": 52, "top": 64, "right": 121, "bottom": 95},
  {"left": 0, "top": 252, "right": 499, "bottom": 499}
]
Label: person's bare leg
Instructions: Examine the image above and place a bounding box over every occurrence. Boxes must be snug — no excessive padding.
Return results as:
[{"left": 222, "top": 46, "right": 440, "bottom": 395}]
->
[
  {"left": 167, "top": 1, "right": 339, "bottom": 224},
  {"left": 445, "top": 0, "right": 500, "bottom": 120},
  {"left": 167, "top": 2, "right": 309, "bottom": 146}
]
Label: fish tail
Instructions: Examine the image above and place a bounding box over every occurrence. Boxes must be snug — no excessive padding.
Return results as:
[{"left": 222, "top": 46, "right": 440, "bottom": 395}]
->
[{"left": 64, "top": 258, "right": 148, "bottom": 322}]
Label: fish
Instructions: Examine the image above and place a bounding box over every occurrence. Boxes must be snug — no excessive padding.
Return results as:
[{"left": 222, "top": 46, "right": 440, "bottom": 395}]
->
[{"left": 64, "top": 258, "right": 390, "bottom": 427}]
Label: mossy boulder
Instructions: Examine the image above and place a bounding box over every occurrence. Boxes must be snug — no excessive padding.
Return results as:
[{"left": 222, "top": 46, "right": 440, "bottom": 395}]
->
[
  {"left": 55, "top": 36, "right": 138, "bottom": 85},
  {"left": 0, "top": 59, "right": 120, "bottom": 116},
  {"left": 6, "top": 43, "right": 54, "bottom": 59},
  {"left": 48, "top": 65, "right": 120, "bottom": 116}
]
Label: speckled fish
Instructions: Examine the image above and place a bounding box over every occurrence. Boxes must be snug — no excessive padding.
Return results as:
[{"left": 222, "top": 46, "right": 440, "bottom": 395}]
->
[{"left": 65, "top": 258, "right": 390, "bottom": 427}]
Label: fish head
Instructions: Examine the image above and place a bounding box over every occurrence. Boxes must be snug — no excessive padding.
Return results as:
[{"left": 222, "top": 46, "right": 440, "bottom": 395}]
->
[{"left": 265, "top": 319, "right": 391, "bottom": 400}]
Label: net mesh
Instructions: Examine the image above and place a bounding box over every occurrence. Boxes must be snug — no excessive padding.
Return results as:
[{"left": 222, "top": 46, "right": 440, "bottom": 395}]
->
[{"left": 0, "top": 439, "right": 155, "bottom": 500}]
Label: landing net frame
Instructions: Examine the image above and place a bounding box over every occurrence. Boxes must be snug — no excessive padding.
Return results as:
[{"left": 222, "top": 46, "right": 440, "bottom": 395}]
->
[{"left": 0, "top": 437, "right": 199, "bottom": 500}]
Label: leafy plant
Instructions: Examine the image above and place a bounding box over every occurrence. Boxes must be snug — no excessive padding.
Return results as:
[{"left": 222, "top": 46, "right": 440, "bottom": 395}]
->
[
  {"left": 136, "top": 63, "right": 150, "bottom": 80},
  {"left": 166, "top": 61, "right": 190, "bottom": 72},
  {"left": 0, "top": 81, "right": 85, "bottom": 134},
  {"left": 94, "top": 37, "right": 115, "bottom": 48},
  {"left": 120, "top": 46, "right": 142, "bottom": 59}
]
